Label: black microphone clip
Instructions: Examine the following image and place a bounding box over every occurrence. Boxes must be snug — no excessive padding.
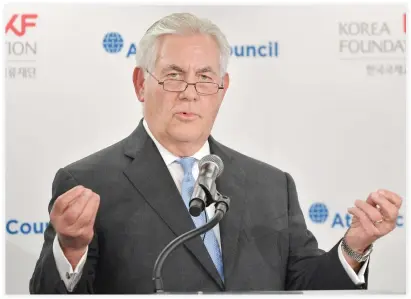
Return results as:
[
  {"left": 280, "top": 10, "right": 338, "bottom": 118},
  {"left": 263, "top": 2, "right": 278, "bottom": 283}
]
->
[{"left": 189, "top": 181, "right": 216, "bottom": 217}]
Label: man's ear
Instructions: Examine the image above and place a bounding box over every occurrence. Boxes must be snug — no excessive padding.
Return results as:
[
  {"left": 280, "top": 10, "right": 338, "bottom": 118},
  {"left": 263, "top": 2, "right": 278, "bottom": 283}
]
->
[
  {"left": 222, "top": 72, "right": 230, "bottom": 96},
  {"left": 133, "top": 67, "right": 145, "bottom": 103}
]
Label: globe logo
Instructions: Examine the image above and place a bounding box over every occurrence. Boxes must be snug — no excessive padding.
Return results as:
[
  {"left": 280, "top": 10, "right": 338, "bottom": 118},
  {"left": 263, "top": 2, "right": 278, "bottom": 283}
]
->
[
  {"left": 103, "top": 32, "right": 124, "bottom": 54},
  {"left": 309, "top": 203, "right": 329, "bottom": 224}
]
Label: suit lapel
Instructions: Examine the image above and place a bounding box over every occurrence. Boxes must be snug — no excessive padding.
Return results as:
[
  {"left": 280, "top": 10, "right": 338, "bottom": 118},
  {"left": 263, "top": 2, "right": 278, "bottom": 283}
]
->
[
  {"left": 209, "top": 137, "right": 246, "bottom": 288},
  {"left": 122, "top": 121, "right": 224, "bottom": 290}
]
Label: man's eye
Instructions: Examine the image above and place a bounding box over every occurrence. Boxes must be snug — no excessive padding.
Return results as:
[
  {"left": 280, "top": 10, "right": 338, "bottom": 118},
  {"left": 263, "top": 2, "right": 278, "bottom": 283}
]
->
[
  {"left": 167, "top": 73, "right": 179, "bottom": 78},
  {"left": 200, "top": 74, "right": 212, "bottom": 81}
]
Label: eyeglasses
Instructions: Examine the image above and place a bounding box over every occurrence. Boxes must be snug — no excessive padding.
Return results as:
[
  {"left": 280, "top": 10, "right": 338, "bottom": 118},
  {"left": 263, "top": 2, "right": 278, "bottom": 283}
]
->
[{"left": 145, "top": 69, "right": 224, "bottom": 95}]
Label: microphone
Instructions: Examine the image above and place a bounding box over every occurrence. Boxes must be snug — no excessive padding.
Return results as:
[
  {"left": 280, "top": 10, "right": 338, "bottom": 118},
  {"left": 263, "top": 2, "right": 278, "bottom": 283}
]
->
[{"left": 189, "top": 154, "right": 224, "bottom": 217}]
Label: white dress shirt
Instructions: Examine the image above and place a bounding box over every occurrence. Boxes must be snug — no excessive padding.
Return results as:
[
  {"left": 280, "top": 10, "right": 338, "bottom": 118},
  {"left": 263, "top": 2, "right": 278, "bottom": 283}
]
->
[{"left": 53, "top": 119, "right": 368, "bottom": 291}]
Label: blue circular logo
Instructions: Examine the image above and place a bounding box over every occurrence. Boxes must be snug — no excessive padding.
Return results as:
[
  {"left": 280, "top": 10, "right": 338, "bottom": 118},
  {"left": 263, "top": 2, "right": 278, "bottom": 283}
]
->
[
  {"left": 103, "top": 32, "right": 124, "bottom": 53},
  {"left": 309, "top": 203, "right": 329, "bottom": 223}
]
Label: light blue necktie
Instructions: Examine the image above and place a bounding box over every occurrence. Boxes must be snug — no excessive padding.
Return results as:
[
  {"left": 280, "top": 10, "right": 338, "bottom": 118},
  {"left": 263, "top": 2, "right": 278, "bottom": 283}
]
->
[{"left": 177, "top": 157, "right": 224, "bottom": 281}]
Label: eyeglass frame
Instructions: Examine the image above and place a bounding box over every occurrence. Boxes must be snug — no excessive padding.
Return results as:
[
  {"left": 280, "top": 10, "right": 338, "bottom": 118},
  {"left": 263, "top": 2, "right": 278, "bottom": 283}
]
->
[{"left": 145, "top": 69, "right": 225, "bottom": 96}]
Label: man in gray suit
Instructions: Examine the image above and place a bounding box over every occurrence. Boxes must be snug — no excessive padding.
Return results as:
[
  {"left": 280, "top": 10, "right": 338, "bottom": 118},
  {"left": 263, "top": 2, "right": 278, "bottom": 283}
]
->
[{"left": 29, "top": 13, "right": 402, "bottom": 294}]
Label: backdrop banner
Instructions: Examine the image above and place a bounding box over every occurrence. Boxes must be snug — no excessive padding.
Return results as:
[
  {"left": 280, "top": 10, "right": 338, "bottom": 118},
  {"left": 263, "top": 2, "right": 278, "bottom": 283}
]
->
[{"left": 4, "top": 4, "right": 406, "bottom": 294}]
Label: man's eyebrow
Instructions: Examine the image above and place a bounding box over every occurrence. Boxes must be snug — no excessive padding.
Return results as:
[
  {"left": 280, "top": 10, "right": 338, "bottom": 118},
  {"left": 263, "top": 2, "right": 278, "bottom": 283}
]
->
[
  {"left": 196, "top": 66, "right": 217, "bottom": 75},
  {"left": 160, "top": 64, "right": 185, "bottom": 74}
]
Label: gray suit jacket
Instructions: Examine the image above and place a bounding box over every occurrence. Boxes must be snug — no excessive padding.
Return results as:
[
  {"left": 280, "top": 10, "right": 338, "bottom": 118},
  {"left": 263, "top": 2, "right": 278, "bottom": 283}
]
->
[{"left": 29, "top": 119, "right": 368, "bottom": 293}]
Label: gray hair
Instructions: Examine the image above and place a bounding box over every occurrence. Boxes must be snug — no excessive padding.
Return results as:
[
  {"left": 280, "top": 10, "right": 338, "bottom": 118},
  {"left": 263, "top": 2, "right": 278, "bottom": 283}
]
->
[{"left": 135, "top": 12, "right": 230, "bottom": 77}]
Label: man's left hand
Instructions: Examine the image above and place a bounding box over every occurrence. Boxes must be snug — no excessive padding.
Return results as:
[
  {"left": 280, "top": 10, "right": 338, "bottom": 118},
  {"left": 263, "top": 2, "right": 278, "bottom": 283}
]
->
[{"left": 344, "top": 189, "right": 402, "bottom": 268}]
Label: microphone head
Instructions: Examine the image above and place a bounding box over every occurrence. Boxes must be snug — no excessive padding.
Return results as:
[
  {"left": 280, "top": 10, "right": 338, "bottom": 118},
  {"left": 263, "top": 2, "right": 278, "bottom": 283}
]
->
[{"left": 199, "top": 154, "right": 224, "bottom": 177}]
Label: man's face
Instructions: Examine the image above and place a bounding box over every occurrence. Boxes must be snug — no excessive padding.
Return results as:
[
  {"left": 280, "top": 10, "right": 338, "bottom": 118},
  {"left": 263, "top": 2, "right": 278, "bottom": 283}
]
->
[{"left": 134, "top": 34, "right": 229, "bottom": 147}]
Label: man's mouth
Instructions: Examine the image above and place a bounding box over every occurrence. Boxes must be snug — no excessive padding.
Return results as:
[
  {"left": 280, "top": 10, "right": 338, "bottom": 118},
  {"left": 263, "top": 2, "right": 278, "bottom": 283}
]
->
[{"left": 175, "top": 112, "right": 198, "bottom": 120}]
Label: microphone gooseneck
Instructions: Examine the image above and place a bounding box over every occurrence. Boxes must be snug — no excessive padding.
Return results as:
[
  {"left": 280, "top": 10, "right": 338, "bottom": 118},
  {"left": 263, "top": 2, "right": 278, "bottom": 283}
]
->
[{"left": 152, "top": 192, "right": 230, "bottom": 293}]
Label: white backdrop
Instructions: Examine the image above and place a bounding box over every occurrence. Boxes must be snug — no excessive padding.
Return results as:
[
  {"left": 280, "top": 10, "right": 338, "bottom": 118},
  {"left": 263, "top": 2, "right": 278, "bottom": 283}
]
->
[{"left": 4, "top": 4, "right": 406, "bottom": 294}]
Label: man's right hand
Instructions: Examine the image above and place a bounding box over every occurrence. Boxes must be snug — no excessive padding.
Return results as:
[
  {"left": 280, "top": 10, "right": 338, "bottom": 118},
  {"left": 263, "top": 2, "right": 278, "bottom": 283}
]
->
[{"left": 50, "top": 185, "right": 100, "bottom": 269}]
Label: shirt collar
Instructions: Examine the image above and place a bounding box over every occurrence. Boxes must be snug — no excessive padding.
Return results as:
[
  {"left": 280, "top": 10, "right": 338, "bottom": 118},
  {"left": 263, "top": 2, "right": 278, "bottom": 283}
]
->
[{"left": 143, "top": 119, "right": 210, "bottom": 166}]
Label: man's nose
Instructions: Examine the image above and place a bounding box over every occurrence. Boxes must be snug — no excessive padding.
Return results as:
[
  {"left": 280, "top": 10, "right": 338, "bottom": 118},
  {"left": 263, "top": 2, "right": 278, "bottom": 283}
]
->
[{"left": 179, "top": 82, "right": 198, "bottom": 101}]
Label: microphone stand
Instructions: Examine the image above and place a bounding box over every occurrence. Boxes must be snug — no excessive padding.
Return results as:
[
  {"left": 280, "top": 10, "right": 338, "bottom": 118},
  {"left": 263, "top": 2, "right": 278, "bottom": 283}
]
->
[{"left": 152, "top": 191, "right": 230, "bottom": 293}]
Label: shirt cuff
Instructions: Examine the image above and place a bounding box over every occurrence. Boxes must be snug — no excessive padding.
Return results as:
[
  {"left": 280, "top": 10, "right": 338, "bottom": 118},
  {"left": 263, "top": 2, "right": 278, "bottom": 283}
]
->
[
  {"left": 338, "top": 240, "right": 369, "bottom": 285},
  {"left": 52, "top": 235, "right": 88, "bottom": 292}
]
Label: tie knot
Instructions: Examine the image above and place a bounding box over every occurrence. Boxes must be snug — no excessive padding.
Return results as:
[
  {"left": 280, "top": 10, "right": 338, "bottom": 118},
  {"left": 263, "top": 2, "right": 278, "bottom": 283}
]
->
[{"left": 176, "top": 157, "right": 196, "bottom": 175}]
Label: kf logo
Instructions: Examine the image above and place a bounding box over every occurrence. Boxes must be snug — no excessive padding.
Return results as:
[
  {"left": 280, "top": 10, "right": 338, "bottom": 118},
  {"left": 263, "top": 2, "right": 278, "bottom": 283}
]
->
[{"left": 5, "top": 14, "right": 38, "bottom": 36}]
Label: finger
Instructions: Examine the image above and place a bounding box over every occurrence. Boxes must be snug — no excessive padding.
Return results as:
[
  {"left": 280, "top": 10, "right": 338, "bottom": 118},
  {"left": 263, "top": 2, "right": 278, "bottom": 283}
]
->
[
  {"left": 64, "top": 189, "right": 94, "bottom": 225},
  {"left": 76, "top": 193, "right": 100, "bottom": 228},
  {"left": 377, "top": 189, "right": 402, "bottom": 209},
  {"left": 365, "top": 192, "right": 379, "bottom": 208},
  {"left": 355, "top": 199, "right": 383, "bottom": 223},
  {"left": 87, "top": 194, "right": 100, "bottom": 228},
  {"left": 52, "top": 185, "right": 85, "bottom": 215},
  {"left": 348, "top": 207, "right": 379, "bottom": 236},
  {"left": 367, "top": 192, "right": 398, "bottom": 222},
  {"left": 83, "top": 193, "right": 100, "bottom": 228}
]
